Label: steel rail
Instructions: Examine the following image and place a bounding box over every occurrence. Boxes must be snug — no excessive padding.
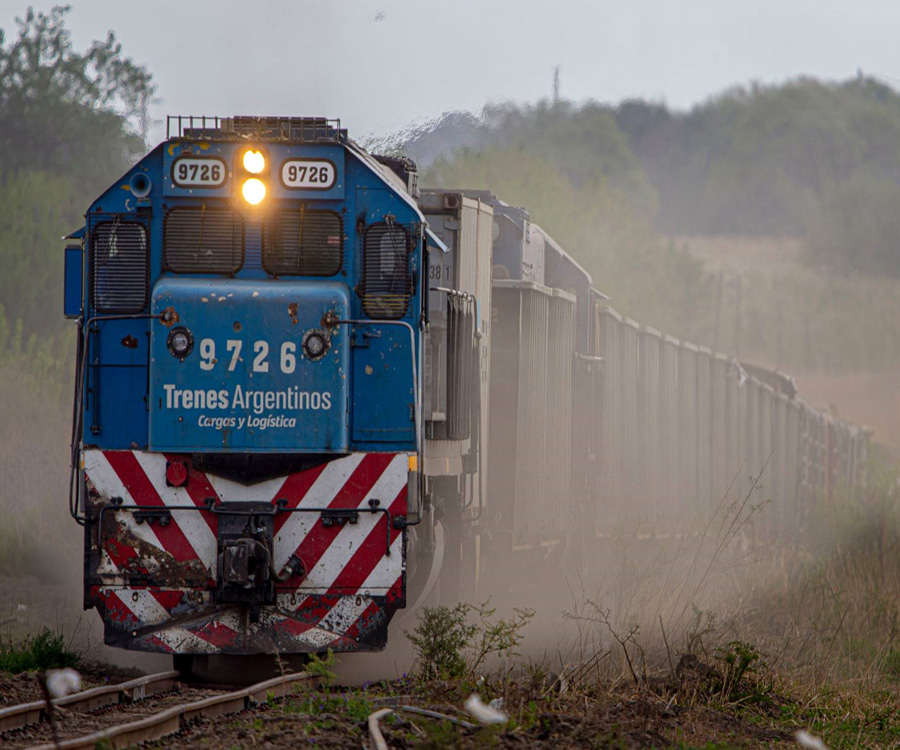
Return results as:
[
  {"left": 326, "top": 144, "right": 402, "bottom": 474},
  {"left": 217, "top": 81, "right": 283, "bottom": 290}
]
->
[
  {"left": 25, "top": 671, "right": 316, "bottom": 750},
  {"left": 0, "top": 671, "right": 179, "bottom": 732}
]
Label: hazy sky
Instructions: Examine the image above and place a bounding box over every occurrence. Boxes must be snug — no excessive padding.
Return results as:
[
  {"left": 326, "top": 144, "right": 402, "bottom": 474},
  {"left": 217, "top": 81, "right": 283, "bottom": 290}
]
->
[{"left": 2, "top": 0, "right": 900, "bottom": 143}]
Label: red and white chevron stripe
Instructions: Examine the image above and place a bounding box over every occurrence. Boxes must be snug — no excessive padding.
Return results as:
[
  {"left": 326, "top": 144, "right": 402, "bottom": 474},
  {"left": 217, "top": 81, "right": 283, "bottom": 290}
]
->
[{"left": 82, "top": 449, "right": 408, "bottom": 654}]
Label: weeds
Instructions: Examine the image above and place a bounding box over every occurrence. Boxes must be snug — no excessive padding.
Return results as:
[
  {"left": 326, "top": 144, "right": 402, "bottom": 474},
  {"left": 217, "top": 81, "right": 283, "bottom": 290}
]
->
[
  {"left": 304, "top": 649, "right": 337, "bottom": 687},
  {"left": 468, "top": 602, "right": 534, "bottom": 676},
  {"left": 565, "top": 601, "right": 646, "bottom": 686},
  {"left": 0, "top": 627, "right": 79, "bottom": 673},
  {"left": 407, "top": 601, "right": 534, "bottom": 681},
  {"left": 285, "top": 691, "right": 372, "bottom": 723},
  {"left": 686, "top": 606, "right": 719, "bottom": 658},
  {"left": 407, "top": 603, "right": 477, "bottom": 680},
  {"left": 714, "top": 641, "right": 762, "bottom": 702}
]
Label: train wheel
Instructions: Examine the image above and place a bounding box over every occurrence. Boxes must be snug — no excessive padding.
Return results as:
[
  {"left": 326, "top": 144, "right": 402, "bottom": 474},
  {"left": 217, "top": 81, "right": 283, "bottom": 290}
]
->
[
  {"left": 438, "top": 507, "right": 462, "bottom": 605},
  {"left": 173, "top": 654, "right": 312, "bottom": 686},
  {"left": 173, "top": 654, "right": 195, "bottom": 680}
]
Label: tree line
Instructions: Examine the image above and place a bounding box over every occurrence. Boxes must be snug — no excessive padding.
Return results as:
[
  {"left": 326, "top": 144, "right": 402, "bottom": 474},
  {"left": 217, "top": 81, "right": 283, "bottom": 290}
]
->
[
  {"left": 0, "top": 5, "right": 154, "bottom": 346},
  {"left": 410, "top": 75, "right": 900, "bottom": 278},
  {"left": 3, "top": 5, "right": 899, "bottom": 362}
]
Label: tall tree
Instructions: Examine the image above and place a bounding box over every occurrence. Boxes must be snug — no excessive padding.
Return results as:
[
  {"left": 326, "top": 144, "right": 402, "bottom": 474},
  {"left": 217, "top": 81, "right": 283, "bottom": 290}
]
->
[
  {"left": 0, "top": 5, "right": 156, "bottom": 189},
  {"left": 0, "top": 5, "right": 156, "bottom": 341}
]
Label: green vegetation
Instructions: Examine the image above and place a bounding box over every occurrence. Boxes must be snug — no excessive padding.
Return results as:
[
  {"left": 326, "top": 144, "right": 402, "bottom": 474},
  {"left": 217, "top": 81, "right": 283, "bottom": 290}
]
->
[
  {"left": 407, "top": 602, "right": 478, "bottom": 680},
  {"left": 0, "top": 627, "right": 79, "bottom": 673},
  {"left": 0, "top": 5, "right": 153, "bottom": 188},
  {"left": 617, "top": 77, "right": 900, "bottom": 239},
  {"left": 420, "top": 77, "right": 900, "bottom": 280},
  {"left": 0, "top": 5, "right": 154, "bottom": 579},
  {"left": 425, "top": 139, "right": 712, "bottom": 344},
  {"left": 284, "top": 690, "right": 373, "bottom": 723},
  {"left": 303, "top": 648, "right": 337, "bottom": 687},
  {"left": 807, "top": 173, "right": 900, "bottom": 276},
  {"left": 0, "top": 4, "right": 154, "bottom": 350},
  {"left": 406, "top": 601, "right": 534, "bottom": 681},
  {"left": 421, "top": 84, "right": 900, "bottom": 373}
]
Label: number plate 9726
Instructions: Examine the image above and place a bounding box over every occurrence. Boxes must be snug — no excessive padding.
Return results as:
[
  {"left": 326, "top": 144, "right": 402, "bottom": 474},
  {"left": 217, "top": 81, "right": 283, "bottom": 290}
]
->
[
  {"left": 171, "top": 157, "right": 227, "bottom": 188},
  {"left": 280, "top": 159, "right": 336, "bottom": 190}
]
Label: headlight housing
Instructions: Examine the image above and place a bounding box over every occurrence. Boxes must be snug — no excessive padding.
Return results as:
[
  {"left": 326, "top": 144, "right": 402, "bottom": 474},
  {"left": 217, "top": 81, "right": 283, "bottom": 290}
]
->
[
  {"left": 302, "top": 330, "right": 328, "bottom": 360},
  {"left": 237, "top": 146, "right": 269, "bottom": 207},
  {"left": 167, "top": 326, "right": 193, "bottom": 359}
]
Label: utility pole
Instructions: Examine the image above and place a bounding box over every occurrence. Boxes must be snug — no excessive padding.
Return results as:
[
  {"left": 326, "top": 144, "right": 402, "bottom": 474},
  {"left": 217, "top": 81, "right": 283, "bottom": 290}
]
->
[
  {"left": 713, "top": 271, "right": 723, "bottom": 352},
  {"left": 552, "top": 65, "right": 561, "bottom": 106},
  {"left": 734, "top": 275, "right": 742, "bottom": 360}
]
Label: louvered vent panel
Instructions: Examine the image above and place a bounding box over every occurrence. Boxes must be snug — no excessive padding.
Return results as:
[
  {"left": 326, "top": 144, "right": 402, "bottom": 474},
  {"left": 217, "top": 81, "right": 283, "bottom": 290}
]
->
[
  {"left": 361, "top": 223, "right": 412, "bottom": 320},
  {"left": 164, "top": 206, "right": 244, "bottom": 274},
  {"left": 263, "top": 208, "right": 343, "bottom": 276},
  {"left": 91, "top": 221, "right": 148, "bottom": 313}
]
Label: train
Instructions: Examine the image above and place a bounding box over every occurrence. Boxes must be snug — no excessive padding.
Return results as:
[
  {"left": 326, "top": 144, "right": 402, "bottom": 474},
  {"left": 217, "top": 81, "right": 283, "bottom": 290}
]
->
[{"left": 62, "top": 116, "right": 868, "bottom": 669}]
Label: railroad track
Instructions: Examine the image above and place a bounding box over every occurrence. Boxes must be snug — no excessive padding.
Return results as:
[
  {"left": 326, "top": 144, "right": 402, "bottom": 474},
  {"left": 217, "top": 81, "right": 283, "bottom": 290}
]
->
[{"left": 0, "top": 669, "right": 317, "bottom": 749}]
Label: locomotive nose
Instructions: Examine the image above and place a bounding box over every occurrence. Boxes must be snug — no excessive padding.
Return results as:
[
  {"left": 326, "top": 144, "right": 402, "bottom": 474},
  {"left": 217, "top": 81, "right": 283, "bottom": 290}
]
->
[{"left": 148, "top": 278, "right": 350, "bottom": 453}]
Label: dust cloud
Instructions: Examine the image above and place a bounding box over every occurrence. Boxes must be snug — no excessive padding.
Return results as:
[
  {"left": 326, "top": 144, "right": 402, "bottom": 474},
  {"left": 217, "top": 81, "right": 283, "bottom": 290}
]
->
[{"left": 0, "top": 362, "right": 169, "bottom": 674}]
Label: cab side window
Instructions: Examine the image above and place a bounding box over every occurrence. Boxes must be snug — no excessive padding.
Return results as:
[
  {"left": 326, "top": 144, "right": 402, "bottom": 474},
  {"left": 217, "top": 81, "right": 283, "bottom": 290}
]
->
[
  {"left": 360, "top": 222, "right": 411, "bottom": 319},
  {"left": 91, "top": 220, "right": 148, "bottom": 313}
]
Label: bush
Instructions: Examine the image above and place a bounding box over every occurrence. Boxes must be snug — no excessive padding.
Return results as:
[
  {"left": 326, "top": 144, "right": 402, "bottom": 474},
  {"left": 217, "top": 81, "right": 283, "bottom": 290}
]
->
[
  {"left": 0, "top": 628, "right": 79, "bottom": 673},
  {"left": 406, "top": 601, "right": 534, "bottom": 680},
  {"left": 407, "top": 603, "right": 477, "bottom": 680}
]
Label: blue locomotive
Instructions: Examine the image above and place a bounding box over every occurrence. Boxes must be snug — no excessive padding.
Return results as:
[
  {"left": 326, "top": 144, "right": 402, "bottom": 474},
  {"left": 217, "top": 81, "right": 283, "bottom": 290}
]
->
[
  {"left": 64, "top": 115, "right": 867, "bottom": 666},
  {"left": 64, "top": 117, "right": 467, "bottom": 659}
]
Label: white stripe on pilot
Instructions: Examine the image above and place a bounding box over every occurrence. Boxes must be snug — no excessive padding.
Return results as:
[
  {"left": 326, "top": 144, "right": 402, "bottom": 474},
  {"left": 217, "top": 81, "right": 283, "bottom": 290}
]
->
[
  {"left": 83, "top": 450, "right": 166, "bottom": 556},
  {"left": 359, "top": 533, "right": 404, "bottom": 594},
  {"left": 281, "top": 537, "right": 403, "bottom": 638},
  {"left": 255, "top": 606, "right": 336, "bottom": 650},
  {"left": 207, "top": 453, "right": 367, "bottom": 507},
  {"left": 319, "top": 596, "right": 372, "bottom": 634},
  {"left": 300, "top": 454, "right": 407, "bottom": 591},
  {"left": 97, "top": 557, "right": 120, "bottom": 576},
  {"left": 271, "top": 453, "right": 367, "bottom": 569},
  {"left": 153, "top": 627, "right": 219, "bottom": 654},
  {"left": 206, "top": 472, "right": 286, "bottom": 504},
  {"left": 108, "top": 588, "right": 218, "bottom": 654},
  {"left": 297, "top": 626, "right": 343, "bottom": 649},
  {"left": 302, "top": 531, "right": 404, "bottom": 596},
  {"left": 210, "top": 608, "right": 243, "bottom": 634},
  {"left": 132, "top": 452, "right": 217, "bottom": 573},
  {"left": 112, "top": 587, "right": 173, "bottom": 626},
  {"left": 314, "top": 537, "right": 405, "bottom": 637}
]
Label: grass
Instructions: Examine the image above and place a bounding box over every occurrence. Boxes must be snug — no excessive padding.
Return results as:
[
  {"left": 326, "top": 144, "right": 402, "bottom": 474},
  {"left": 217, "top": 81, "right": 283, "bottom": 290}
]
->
[{"left": 0, "top": 627, "right": 79, "bottom": 673}]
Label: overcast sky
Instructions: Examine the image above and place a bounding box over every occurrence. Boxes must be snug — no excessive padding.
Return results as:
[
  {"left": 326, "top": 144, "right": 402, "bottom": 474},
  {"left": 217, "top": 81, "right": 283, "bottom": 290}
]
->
[{"left": 3, "top": 0, "right": 900, "bottom": 143}]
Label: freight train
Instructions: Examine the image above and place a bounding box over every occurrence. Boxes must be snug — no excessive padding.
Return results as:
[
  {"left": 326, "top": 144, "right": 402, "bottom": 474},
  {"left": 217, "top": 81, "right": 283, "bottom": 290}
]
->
[{"left": 63, "top": 116, "right": 868, "bottom": 668}]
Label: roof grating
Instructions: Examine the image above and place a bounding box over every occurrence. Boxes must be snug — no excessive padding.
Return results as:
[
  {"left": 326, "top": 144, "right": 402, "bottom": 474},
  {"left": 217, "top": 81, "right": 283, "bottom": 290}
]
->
[{"left": 166, "top": 116, "right": 346, "bottom": 143}]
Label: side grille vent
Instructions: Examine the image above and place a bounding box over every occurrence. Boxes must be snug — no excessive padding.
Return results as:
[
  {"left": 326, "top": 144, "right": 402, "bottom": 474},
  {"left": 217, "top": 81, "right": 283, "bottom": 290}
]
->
[
  {"left": 263, "top": 208, "right": 343, "bottom": 276},
  {"left": 163, "top": 206, "right": 244, "bottom": 274},
  {"left": 360, "top": 223, "right": 412, "bottom": 320},
  {"left": 90, "top": 220, "right": 148, "bottom": 313}
]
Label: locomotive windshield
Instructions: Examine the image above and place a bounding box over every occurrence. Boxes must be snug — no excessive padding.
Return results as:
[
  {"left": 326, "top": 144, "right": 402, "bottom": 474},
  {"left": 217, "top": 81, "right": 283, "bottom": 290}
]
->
[{"left": 262, "top": 206, "right": 343, "bottom": 276}]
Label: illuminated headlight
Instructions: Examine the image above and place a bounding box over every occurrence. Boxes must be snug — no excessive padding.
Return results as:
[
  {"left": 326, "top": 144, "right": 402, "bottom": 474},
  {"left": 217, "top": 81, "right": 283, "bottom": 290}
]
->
[
  {"left": 241, "top": 178, "right": 267, "bottom": 205},
  {"left": 302, "top": 331, "right": 327, "bottom": 360},
  {"left": 167, "top": 326, "right": 193, "bottom": 359},
  {"left": 242, "top": 149, "right": 266, "bottom": 174}
]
